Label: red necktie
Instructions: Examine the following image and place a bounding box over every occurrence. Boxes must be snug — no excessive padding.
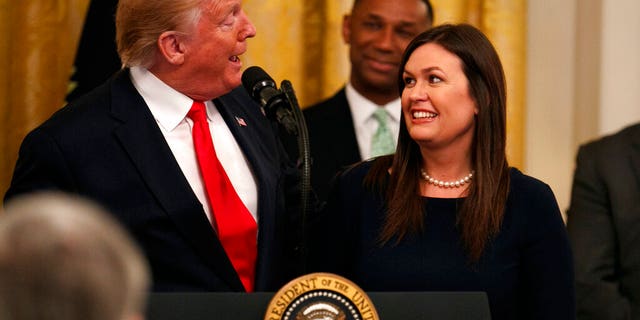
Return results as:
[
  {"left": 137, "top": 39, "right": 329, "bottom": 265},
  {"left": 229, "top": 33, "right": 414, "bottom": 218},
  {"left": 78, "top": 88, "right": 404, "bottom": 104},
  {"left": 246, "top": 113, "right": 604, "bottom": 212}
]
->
[{"left": 188, "top": 101, "right": 257, "bottom": 292}]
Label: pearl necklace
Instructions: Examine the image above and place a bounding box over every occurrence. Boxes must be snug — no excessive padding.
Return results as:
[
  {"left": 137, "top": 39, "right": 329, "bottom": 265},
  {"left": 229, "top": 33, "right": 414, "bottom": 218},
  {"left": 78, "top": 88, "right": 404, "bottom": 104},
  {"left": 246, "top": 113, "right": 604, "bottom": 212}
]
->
[{"left": 420, "top": 169, "right": 474, "bottom": 188}]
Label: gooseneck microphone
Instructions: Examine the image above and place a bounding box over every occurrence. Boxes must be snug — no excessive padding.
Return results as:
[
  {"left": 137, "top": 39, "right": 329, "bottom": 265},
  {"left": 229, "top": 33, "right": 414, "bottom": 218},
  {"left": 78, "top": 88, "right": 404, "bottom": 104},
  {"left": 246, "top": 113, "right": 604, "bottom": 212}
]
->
[
  {"left": 241, "top": 66, "right": 297, "bottom": 135},
  {"left": 242, "top": 66, "right": 313, "bottom": 272}
]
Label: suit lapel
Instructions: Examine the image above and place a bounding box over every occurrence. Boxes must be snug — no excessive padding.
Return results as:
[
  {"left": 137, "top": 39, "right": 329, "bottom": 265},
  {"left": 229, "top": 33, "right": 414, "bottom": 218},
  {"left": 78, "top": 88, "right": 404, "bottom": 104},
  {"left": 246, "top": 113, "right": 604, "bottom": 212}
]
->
[
  {"left": 108, "top": 70, "right": 245, "bottom": 291},
  {"left": 214, "top": 88, "right": 284, "bottom": 290},
  {"left": 214, "top": 88, "right": 280, "bottom": 203}
]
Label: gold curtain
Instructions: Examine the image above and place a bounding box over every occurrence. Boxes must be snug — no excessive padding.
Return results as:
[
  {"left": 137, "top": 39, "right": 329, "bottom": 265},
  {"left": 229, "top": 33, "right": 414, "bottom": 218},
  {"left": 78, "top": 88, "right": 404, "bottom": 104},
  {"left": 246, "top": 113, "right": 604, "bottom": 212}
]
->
[
  {"left": 0, "top": 0, "right": 525, "bottom": 197},
  {"left": 243, "top": 0, "right": 351, "bottom": 107},
  {"left": 0, "top": 0, "right": 89, "bottom": 199}
]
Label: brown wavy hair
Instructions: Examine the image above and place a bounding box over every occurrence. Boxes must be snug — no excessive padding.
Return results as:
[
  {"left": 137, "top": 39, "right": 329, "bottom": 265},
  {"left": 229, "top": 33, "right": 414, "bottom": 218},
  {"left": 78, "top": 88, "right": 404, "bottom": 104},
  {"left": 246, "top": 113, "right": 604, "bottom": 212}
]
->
[{"left": 365, "top": 23, "right": 510, "bottom": 262}]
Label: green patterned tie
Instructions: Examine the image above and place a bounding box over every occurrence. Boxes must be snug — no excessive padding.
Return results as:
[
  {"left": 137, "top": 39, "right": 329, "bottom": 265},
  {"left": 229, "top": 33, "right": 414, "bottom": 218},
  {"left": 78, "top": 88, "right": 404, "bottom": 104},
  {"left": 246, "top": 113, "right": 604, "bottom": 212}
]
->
[{"left": 370, "top": 108, "right": 395, "bottom": 157}]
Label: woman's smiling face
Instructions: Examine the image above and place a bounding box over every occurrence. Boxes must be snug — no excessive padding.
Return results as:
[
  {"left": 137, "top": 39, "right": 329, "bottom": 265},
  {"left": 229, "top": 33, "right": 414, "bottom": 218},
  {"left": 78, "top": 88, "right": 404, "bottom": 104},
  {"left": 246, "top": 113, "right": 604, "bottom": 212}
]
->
[{"left": 401, "top": 42, "right": 478, "bottom": 150}]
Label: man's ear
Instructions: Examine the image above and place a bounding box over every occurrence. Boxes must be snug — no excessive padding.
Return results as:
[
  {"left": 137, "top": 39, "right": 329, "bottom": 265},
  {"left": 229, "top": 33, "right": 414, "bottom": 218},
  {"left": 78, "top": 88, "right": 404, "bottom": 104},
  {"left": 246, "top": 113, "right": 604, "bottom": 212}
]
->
[
  {"left": 342, "top": 15, "right": 352, "bottom": 45},
  {"left": 157, "top": 31, "right": 186, "bottom": 65}
]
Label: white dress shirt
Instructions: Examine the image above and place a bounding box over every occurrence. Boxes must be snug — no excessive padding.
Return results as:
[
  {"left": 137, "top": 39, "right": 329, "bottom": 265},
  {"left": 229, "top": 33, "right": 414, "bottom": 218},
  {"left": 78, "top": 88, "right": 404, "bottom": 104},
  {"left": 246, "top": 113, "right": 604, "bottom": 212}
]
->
[
  {"left": 345, "top": 83, "right": 401, "bottom": 160},
  {"left": 130, "top": 67, "right": 258, "bottom": 224}
]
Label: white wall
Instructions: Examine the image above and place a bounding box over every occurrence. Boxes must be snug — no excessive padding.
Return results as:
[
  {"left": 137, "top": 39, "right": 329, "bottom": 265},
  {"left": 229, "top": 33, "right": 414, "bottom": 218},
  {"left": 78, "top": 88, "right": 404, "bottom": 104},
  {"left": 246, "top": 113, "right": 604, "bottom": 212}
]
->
[
  {"left": 526, "top": 0, "right": 640, "bottom": 215},
  {"left": 526, "top": 0, "right": 577, "bottom": 215},
  {"left": 599, "top": 0, "right": 640, "bottom": 135}
]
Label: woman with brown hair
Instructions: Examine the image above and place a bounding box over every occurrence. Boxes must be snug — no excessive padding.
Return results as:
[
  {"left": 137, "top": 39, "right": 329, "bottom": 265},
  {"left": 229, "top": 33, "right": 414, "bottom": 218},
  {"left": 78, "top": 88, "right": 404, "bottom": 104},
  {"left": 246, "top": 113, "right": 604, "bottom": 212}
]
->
[{"left": 308, "top": 24, "right": 575, "bottom": 319}]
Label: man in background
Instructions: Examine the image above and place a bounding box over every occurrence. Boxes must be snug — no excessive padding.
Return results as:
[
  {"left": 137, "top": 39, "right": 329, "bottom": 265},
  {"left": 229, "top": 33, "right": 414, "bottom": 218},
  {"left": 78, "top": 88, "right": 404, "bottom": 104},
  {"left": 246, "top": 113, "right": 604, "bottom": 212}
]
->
[
  {"left": 301, "top": 0, "right": 434, "bottom": 201},
  {"left": 0, "top": 192, "right": 150, "bottom": 320},
  {"left": 567, "top": 122, "right": 640, "bottom": 319}
]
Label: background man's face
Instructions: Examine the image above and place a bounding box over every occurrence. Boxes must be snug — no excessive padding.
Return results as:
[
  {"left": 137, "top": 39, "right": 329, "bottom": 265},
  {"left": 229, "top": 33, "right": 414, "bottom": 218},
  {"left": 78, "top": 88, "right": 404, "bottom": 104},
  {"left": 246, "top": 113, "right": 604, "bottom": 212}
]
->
[{"left": 344, "top": 0, "right": 430, "bottom": 96}]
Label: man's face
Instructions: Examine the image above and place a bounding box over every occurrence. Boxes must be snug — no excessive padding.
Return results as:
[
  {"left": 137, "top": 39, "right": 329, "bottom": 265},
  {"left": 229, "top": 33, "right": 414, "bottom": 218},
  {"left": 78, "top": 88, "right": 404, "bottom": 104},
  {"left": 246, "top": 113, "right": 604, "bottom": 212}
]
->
[
  {"left": 344, "top": 0, "right": 431, "bottom": 98},
  {"left": 181, "top": 0, "right": 256, "bottom": 100}
]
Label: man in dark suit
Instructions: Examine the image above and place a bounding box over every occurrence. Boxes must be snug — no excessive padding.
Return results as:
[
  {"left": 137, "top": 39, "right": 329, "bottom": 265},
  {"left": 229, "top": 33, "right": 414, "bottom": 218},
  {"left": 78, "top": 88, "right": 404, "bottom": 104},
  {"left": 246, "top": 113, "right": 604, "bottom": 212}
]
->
[
  {"left": 4, "top": 0, "right": 301, "bottom": 292},
  {"left": 301, "top": 0, "right": 433, "bottom": 201},
  {"left": 567, "top": 122, "right": 640, "bottom": 319}
]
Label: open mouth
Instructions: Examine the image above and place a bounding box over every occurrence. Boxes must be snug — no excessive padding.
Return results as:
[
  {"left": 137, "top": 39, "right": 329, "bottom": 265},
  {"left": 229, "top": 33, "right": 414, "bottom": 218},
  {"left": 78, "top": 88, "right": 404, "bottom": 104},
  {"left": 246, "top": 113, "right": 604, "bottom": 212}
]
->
[
  {"left": 230, "top": 55, "right": 240, "bottom": 62},
  {"left": 413, "top": 111, "right": 438, "bottom": 119}
]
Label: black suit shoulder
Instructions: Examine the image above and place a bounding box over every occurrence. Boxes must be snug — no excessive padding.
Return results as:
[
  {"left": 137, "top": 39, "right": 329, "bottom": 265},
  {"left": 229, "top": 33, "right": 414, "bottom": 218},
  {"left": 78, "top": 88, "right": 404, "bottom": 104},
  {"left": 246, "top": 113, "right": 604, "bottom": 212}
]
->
[
  {"left": 300, "top": 88, "right": 361, "bottom": 202},
  {"left": 579, "top": 123, "right": 640, "bottom": 155},
  {"left": 304, "top": 89, "right": 349, "bottom": 119},
  {"left": 37, "top": 74, "right": 116, "bottom": 134}
]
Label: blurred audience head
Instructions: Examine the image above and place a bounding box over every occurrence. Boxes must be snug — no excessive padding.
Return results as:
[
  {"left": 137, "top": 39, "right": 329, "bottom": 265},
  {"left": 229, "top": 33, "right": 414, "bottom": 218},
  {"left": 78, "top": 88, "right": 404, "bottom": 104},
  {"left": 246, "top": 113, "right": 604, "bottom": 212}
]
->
[{"left": 0, "top": 192, "right": 150, "bottom": 320}]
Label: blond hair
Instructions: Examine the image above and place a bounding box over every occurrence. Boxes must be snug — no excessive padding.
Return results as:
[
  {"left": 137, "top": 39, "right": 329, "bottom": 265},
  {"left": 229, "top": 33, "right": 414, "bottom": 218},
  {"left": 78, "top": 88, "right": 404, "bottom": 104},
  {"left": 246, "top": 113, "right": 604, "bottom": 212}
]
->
[{"left": 115, "top": 0, "right": 202, "bottom": 68}]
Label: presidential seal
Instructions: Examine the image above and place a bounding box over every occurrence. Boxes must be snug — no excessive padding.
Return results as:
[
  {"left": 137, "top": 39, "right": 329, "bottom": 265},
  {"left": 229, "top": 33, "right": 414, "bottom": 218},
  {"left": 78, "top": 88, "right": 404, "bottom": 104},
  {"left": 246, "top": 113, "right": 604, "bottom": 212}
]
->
[{"left": 264, "top": 273, "right": 379, "bottom": 320}]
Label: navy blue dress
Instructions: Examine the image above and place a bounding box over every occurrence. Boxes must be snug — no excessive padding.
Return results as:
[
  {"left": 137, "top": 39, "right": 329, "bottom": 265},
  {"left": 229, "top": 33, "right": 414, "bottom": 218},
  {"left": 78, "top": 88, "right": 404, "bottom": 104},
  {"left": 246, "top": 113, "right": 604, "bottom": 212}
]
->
[{"left": 308, "top": 160, "right": 575, "bottom": 319}]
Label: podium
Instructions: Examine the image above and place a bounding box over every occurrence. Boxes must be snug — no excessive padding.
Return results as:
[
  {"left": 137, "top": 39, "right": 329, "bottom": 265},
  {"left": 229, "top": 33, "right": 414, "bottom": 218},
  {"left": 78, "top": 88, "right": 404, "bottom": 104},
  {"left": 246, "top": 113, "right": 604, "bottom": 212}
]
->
[{"left": 147, "top": 291, "right": 491, "bottom": 320}]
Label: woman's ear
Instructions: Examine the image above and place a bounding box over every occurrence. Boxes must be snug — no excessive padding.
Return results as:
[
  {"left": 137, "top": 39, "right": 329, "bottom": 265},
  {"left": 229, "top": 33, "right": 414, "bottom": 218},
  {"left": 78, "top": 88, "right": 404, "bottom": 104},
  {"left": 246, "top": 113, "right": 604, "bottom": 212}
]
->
[{"left": 157, "top": 31, "right": 186, "bottom": 65}]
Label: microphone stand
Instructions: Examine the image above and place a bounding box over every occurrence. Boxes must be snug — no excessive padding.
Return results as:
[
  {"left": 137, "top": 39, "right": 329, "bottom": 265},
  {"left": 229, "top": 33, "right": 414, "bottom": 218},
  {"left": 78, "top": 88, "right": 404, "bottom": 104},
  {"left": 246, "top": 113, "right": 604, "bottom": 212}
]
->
[{"left": 280, "top": 80, "right": 311, "bottom": 272}]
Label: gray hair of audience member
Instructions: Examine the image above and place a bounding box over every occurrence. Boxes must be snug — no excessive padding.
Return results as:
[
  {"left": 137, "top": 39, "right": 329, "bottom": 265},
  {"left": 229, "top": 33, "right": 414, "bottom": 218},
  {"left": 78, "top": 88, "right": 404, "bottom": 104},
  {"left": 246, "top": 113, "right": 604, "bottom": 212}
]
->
[{"left": 0, "top": 192, "right": 150, "bottom": 320}]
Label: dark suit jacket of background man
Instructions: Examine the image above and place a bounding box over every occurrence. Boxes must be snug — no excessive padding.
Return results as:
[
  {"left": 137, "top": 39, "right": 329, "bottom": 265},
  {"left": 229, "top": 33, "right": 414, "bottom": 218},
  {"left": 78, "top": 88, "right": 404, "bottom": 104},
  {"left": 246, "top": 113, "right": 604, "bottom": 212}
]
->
[
  {"left": 567, "top": 123, "right": 640, "bottom": 319},
  {"left": 297, "top": 88, "right": 361, "bottom": 202},
  {"left": 4, "top": 69, "right": 302, "bottom": 292}
]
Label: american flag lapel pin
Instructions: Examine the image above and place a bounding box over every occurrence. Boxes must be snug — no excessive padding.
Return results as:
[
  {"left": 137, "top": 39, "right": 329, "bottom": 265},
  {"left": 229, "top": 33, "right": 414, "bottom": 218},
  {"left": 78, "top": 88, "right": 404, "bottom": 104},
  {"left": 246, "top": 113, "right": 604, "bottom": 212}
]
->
[{"left": 235, "top": 116, "right": 247, "bottom": 127}]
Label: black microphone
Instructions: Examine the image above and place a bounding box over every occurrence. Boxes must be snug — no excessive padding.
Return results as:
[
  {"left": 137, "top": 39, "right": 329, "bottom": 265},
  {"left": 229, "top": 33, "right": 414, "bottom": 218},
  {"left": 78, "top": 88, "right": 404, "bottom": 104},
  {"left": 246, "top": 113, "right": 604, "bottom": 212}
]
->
[
  {"left": 242, "top": 66, "right": 314, "bottom": 271},
  {"left": 242, "top": 66, "right": 297, "bottom": 134}
]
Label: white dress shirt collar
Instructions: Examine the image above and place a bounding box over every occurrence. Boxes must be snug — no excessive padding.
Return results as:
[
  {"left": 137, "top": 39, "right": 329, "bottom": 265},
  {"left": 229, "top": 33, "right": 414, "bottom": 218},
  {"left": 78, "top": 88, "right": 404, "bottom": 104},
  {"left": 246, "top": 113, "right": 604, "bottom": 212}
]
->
[
  {"left": 130, "top": 66, "right": 210, "bottom": 132},
  {"left": 345, "top": 83, "right": 402, "bottom": 159},
  {"left": 345, "top": 83, "right": 402, "bottom": 126},
  {"left": 128, "top": 66, "right": 259, "bottom": 223}
]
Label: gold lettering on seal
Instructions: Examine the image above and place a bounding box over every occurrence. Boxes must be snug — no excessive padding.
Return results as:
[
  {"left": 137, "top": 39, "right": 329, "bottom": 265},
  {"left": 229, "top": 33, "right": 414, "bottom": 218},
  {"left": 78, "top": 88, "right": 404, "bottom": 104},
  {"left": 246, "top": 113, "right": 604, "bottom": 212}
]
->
[
  {"left": 267, "top": 276, "right": 319, "bottom": 318},
  {"left": 263, "top": 273, "right": 379, "bottom": 320}
]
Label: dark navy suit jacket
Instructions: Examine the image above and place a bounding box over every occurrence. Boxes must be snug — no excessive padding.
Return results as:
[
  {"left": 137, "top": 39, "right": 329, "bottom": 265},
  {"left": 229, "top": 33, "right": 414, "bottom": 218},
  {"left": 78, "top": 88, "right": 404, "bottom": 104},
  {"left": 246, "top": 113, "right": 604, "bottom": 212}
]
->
[
  {"left": 5, "top": 69, "right": 302, "bottom": 292},
  {"left": 301, "top": 88, "right": 361, "bottom": 202}
]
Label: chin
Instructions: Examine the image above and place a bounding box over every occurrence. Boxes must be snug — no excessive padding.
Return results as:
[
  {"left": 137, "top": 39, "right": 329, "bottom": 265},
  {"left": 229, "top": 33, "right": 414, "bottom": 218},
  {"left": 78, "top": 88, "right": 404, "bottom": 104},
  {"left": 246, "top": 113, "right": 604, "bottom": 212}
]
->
[
  {"left": 408, "top": 130, "right": 434, "bottom": 143},
  {"left": 224, "top": 76, "right": 242, "bottom": 90},
  {"left": 363, "top": 79, "right": 396, "bottom": 94}
]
